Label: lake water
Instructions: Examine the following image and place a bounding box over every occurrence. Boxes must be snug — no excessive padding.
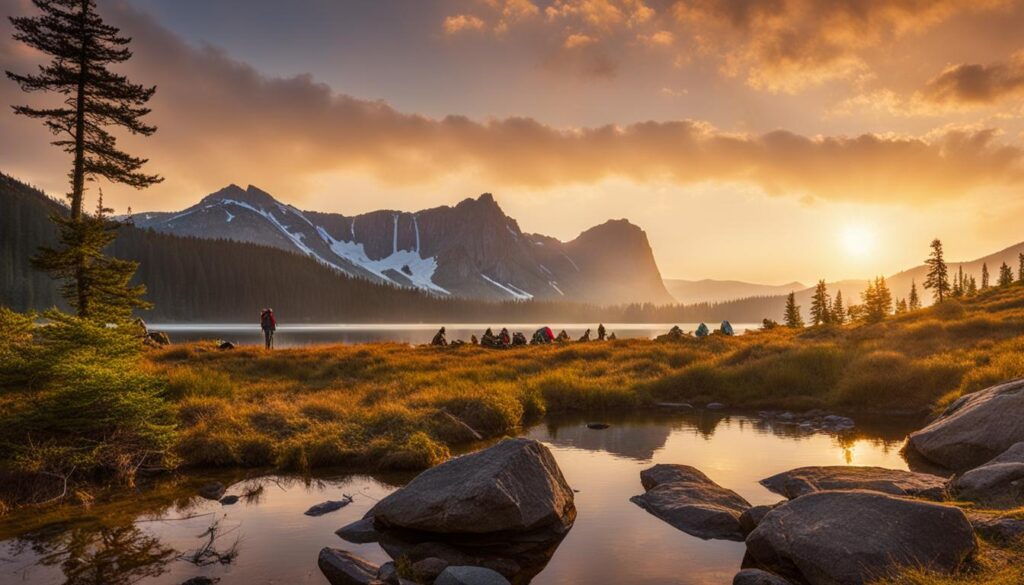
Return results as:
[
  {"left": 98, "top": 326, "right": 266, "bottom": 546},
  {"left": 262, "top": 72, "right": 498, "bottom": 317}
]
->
[
  {"left": 0, "top": 411, "right": 919, "bottom": 585},
  {"left": 149, "top": 323, "right": 761, "bottom": 347}
]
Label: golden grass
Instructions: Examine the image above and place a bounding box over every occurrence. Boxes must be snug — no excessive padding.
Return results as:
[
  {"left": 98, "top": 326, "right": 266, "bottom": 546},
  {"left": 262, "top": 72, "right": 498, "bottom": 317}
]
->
[{"left": 146, "top": 283, "right": 1024, "bottom": 473}]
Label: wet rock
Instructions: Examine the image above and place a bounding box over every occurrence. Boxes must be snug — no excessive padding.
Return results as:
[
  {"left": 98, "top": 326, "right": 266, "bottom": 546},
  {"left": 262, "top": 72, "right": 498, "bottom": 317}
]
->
[
  {"left": 336, "top": 517, "right": 381, "bottom": 544},
  {"left": 219, "top": 495, "right": 239, "bottom": 505},
  {"left": 655, "top": 402, "right": 693, "bottom": 409},
  {"left": 739, "top": 503, "right": 782, "bottom": 536},
  {"left": 435, "top": 566, "right": 512, "bottom": 585},
  {"left": 966, "top": 512, "right": 1024, "bottom": 543},
  {"left": 586, "top": 422, "right": 610, "bottom": 430},
  {"left": 746, "top": 490, "right": 975, "bottom": 585},
  {"left": 631, "top": 464, "right": 751, "bottom": 541},
  {"left": 733, "top": 569, "right": 792, "bottom": 585},
  {"left": 368, "top": 438, "right": 575, "bottom": 534},
  {"left": 706, "top": 402, "right": 726, "bottom": 410},
  {"left": 377, "top": 562, "right": 399, "bottom": 585},
  {"left": 760, "top": 466, "right": 948, "bottom": 501},
  {"left": 305, "top": 496, "right": 354, "bottom": 517},
  {"left": 147, "top": 331, "right": 171, "bottom": 346},
  {"left": 906, "top": 378, "right": 1024, "bottom": 471},
  {"left": 318, "top": 548, "right": 380, "bottom": 585},
  {"left": 952, "top": 442, "right": 1024, "bottom": 508},
  {"left": 181, "top": 578, "right": 219, "bottom": 585},
  {"left": 198, "top": 482, "right": 225, "bottom": 501},
  {"left": 412, "top": 557, "right": 449, "bottom": 581}
]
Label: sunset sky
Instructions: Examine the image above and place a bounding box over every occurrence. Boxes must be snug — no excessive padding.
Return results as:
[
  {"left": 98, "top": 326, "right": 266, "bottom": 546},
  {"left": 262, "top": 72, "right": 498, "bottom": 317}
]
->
[{"left": 3, "top": 0, "right": 1024, "bottom": 283}]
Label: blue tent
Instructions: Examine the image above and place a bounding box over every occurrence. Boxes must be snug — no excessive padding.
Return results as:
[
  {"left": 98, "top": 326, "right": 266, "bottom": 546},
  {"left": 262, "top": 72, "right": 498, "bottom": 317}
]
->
[
  {"left": 721, "top": 320, "right": 735, "bottom": 336},
  {"left": 695, "top": 322, "right": 710, "bottom": 337}
]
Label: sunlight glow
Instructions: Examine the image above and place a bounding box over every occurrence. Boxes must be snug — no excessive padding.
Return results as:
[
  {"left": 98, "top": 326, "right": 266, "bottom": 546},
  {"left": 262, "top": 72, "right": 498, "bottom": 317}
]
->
[{"left": 840, "top": 224, "right": 876, "bottom": 259}]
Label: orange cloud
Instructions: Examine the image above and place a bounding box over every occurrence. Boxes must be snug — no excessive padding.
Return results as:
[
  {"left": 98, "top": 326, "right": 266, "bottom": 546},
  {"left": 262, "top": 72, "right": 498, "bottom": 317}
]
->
[
  {"left": 3, "top": 3, "right": 1021, "bottom": 210},
  {"left": 923, "top": 51, "right": 1024, "bottom": 106},
  {"left": 563, "top": 32, "right": 597, "bottom": 48},
  {"left": 443, "top": 14, "right": 486, "bottom": 35}
]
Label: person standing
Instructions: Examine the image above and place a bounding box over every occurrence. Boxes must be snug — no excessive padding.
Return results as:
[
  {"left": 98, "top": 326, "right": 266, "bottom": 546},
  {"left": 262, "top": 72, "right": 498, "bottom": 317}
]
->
[{"left": 260, "top": 308, "right": 277, "bottom": 349}]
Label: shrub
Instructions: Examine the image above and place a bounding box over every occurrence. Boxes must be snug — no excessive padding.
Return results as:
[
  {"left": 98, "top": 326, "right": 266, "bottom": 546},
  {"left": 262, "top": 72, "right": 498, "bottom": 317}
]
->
[
  {"left": 377, "top": 432, "right": 449, "bottom": 470},
  {"left": 932, "top": 299, "right": 967, "bottom": 321},
  {"left": 165, "top": 368, "right": 235, "bottom": 400}
]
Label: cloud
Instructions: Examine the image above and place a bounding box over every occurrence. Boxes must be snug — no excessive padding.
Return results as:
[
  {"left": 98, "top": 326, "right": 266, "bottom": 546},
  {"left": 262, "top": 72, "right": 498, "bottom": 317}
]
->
[
  {"left": 563, "top": 32, "right": 597, "bottom": 48},
  {"left": 2, "top": 2, "right": 1022, "bottom": 209},
  {"left": 443, "top": 14, "right": 486, "bottom": 35},
  {"left": 638, "top": 30, "right": 673, "bottom": 48},
  {"left": 922, "top": 51, "right": 1024, "bottom": 106}
]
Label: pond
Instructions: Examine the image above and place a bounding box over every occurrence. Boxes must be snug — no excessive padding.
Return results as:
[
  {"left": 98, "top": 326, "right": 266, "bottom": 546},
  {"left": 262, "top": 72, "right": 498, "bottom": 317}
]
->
[
  {"left": 148, "top": 323, "right": 761, "bottom": 347},
  {"left": 0, "top": 411, "right": 920, "bottom": 585}
]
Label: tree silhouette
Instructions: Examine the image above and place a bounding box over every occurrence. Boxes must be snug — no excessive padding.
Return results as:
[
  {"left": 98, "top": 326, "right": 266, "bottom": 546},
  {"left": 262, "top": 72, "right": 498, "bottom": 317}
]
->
[
  {"left": 861, "top": 276, "right": 893, "bottom": 323},
  {"left": 908, "top": 280, "right": 921, "bottom": 311},
  {"left": 1019, "top": 253, "right": 1024, "bottom": 284},
  {"left": 981, "top": 263, "right": 990, "bottom": 289},
  {"left": 7, "top": 0, "right": 161, "bottom": 318},
  {"left": 784, "top": 292, "right": 803, "bottom": 328},
  {"left": 998, "top": 262, "right": 1013, "bottom": 286},
  {"left": 809, "top": 280, "right": 832, "bottom": 326},
  {"left": 831, "top": 290, "right": 846, "bottom": 324},
  {"left": 923, "top": 239, "right": 950, "bottom": 303}
]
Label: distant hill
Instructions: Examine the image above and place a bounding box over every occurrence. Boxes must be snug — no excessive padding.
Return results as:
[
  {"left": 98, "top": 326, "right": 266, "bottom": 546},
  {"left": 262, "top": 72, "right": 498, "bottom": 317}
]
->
[
  {"left": 132, "top": 185, "right": 674, "bottom": 305},
  {"left": 664, "top": 279, "right": 806, "bottom": 305}
]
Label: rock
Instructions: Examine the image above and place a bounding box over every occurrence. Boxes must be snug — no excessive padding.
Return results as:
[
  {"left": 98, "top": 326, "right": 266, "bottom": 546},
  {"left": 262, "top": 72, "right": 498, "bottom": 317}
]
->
[
  {"left": 706, "top": 402, "right": 726, "bottom": 410},
  {"left": 181, "top": 578, "right": 219, "bottom": 585},
  {"left": 217, "top": 340, "right": 235, "bottom": 350},
  {"left": 631, "top": 464, "right": 751, "bottom": 541},
  {"left": 336, "top": 517, "right": 381, "bottom": 543},
  {"left": 219, "top": 495, "right": 239, "bottom": 505},
  {"left": 318, "top": 548, "right": 380, "bottom": 585},
  {"left": 655, "top": 402, "right": 693, "bottom": 409},
  {"left": 739, "top": 503, "right": 781, "bottom": 535},
  {"left": 586, "top": 422, "right": 610, "bottom": 430},
  {"left": 906, "top": 378, "right": 1024, "bottom": 471},
  {"left": 367, "top": 438, "right": 575, "bottom": 534},
  {"left": 952, "top": 442, "right": 1024, "bottom": 507},
  {"left": 746, "top": 490, "right": 976, "bottom": 585},
  {"left": 147, "top": 331, "right": 171, "bottom": 346},
  {"left": 733, "top": 569, "right": 792, "bottom": 585},
  {"left": 197, "top": 482, "right": 225, "bottom": 501},
  {"left": 777, "top": 412, "right": 795, "bottom": 422},
  {"left": 435, "top": 566, "right": 512, "bottom": 585},
  {"left": 305, "top": 496, "right": 354, "bottom": 516},
  {"left": 377, "top": 562, "right": 399, "bottom": 585},
  {"left": 760, "top": 466, "right": 948, "bottom": 501},
  {"left": 966, "top": 512, "right": 1024, "bottom": 543},
  {"left": 412, "top": 557, "right": 449, "bottom": 581}
]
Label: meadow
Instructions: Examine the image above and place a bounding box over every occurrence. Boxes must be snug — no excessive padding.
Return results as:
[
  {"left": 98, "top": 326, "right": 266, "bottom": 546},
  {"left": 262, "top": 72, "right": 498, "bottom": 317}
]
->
[{"left": 148, "top": 283, "right": 1024, "bottom": 474}]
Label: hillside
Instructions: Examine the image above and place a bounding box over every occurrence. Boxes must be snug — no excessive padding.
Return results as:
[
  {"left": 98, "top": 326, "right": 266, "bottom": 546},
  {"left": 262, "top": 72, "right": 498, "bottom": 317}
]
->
[
  {"left": 664, "top": 279, "right": 806, "bottom": 305},
  {"left": 132, "top": 185, "right": 675, "bottom": 305}
]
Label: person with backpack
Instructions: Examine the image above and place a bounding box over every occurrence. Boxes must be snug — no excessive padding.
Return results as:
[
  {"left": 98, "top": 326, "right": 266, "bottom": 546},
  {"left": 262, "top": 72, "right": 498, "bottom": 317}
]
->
[{"left": 260, "top": 308, "right": 277, "bottom": 349}]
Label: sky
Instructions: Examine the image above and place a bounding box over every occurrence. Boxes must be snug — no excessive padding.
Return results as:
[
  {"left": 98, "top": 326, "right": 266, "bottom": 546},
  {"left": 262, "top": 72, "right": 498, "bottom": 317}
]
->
[{"left": 3, "top": 0, "right": 1024, "bottom": 283}]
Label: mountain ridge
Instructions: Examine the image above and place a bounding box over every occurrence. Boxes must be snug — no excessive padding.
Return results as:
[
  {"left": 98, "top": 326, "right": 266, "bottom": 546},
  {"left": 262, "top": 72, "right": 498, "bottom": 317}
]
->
[{"left": 133, "top": 186, "right": 675, "bottom": 305}]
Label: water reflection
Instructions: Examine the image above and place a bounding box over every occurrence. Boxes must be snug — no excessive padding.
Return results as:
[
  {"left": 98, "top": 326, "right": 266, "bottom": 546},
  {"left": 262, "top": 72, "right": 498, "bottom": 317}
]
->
[{"left": 0, "top": 413, "right": 920, "bottom": 585}]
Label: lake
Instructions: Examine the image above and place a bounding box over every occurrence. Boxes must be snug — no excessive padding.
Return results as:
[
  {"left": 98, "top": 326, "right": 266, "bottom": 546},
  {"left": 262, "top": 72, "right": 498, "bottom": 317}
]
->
[
  {"left": 0, "top": 411, "right": 920, "bottom": 585},
  {"left": 149, "top": 323, "right": 761, "bottom": 347}
]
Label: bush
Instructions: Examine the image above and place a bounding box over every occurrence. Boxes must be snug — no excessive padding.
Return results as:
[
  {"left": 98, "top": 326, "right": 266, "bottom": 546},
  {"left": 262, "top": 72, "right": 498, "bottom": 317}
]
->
[
  {"left": 0, "top": 311, "right": 175, "bottom": 498},
  {"left": 932, "top": 299, "right": 967, "bottom": 321}
]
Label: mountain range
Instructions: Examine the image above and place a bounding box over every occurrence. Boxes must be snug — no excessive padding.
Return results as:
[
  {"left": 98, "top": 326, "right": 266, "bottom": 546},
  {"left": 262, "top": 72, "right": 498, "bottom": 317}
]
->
[
  {"left": 664, "top": 279, "right": 807, "bottom": 305},
  {"left": 132, "top": 185, "right": 674, "bottom": 305}
]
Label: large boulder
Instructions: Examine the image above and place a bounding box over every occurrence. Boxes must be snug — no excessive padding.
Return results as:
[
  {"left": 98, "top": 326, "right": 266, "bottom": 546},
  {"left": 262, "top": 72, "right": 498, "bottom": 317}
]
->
[
  {"left": 733, "top": 569, "right": 792, "bottom": 585},
  {"left": 631, "top": 464, "right": 751, "bottom": 541},
  {"left": 966, "top": 512, "right": 1024, "bottom": 543},
  {"left": 367, "top": 438, "right": 575, "bottom": 534},
  {"left": 952, "top": 442, "right": 1024, "bottom": 508},
  {"left": 318, "top": 548, "right": 380, "bottom": 585},
  {"left": 760, "top": 466, "right": 948, "bottom": 501},
  {"left": 906, "top": 379, "right": 1024, "bottom": 471},
  {"left": 746, "top": 490, "right": 975, "bottom": 585},
  {"left": 435, "top": 566, "right": 512, "bottom": 585},
  {"left": 739, "top": 503, "right": 782, "bottom": 536}
]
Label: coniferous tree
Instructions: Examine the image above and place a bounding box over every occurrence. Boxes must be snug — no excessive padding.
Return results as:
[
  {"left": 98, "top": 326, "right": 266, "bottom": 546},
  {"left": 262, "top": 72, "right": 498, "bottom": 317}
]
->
[
  {"left": 908, "top": 280, "right": 921, "bottom": 311},
  {"left": 895, "top": 298, "right": 908, "bottom": 314},
  {"left": 861, "top": 276, "right": 893, "bottom": 323},
  {"left": 784, "top": 292, "right": 803, "bottom": 328},
  {"left": 809, "top": 280, "right": 832, "bottom": 326},
  {"left": 981, "top": 263, "right": 990, "bottom": 289},
  {"left": 7, "top": 0, "right": 161, "bottom": 319},
  {"left": 1018, "top": 253, "right": 1024, "bottom": 284},
  {"left": 831, "top": 290, "right": 846, "bottom": 324},
  {"left": 924, "top": 239, "right": 950, "bottom": 303},
  {"left": 999, "top": 262, "right": 1014, "bottom": 286},
  {"left": 967, "top": 275, "right": 978, "bottom": 296}
]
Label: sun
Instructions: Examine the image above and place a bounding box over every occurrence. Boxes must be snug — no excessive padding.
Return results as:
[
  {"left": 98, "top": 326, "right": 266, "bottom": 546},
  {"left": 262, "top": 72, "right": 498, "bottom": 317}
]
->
[{"left": 840, "top": 224, "right": 876, "bottom": 258}]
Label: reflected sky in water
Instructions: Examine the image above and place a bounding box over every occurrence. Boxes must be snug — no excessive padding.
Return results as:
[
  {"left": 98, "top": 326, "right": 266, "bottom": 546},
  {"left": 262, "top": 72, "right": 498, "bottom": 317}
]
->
[{"left": 0, "top": 412, "right": 918, "bottom": 585}]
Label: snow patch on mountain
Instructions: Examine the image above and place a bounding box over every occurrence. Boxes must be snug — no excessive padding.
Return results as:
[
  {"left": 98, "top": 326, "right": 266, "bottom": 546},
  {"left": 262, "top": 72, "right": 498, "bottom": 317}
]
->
[
  {"left": 481, "top": 274, "right": 533, "bottom": 300},
  {"left": 316, "top": 226, "right": 449, "bottom": 295}
]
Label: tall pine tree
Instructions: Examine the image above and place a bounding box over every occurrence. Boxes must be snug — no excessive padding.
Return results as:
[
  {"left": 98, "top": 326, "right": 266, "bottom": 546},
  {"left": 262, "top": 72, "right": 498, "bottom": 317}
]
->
[
  {"left": 923, "top": 239, "right": 950, "bottom": 303},
  {"left": 831, "top": 290, "right": 846, "bottom": 324},
  {"left": 809, "top": 280, "right": 832, "bottom": 326},
  {"left": 784, "top": 292, "right": 804, "bottom": 328},
  {"left": 908, "top": 280, "right": 921, "bottom": 311},
  {"left": 998, "top": 262, "right": 1014, "bottom": 286},
  {"left": 7, "top": 0, "right": 161, "bottom": 319},
  {"left": 981, "top": 263, "right": 990, "bottom": 289}
]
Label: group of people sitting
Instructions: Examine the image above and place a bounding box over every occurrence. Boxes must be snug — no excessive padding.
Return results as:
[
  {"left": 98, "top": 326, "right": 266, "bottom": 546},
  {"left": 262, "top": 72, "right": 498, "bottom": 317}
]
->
[{"left": 430, "top": 323, "right": 616, "bottom": 348}]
